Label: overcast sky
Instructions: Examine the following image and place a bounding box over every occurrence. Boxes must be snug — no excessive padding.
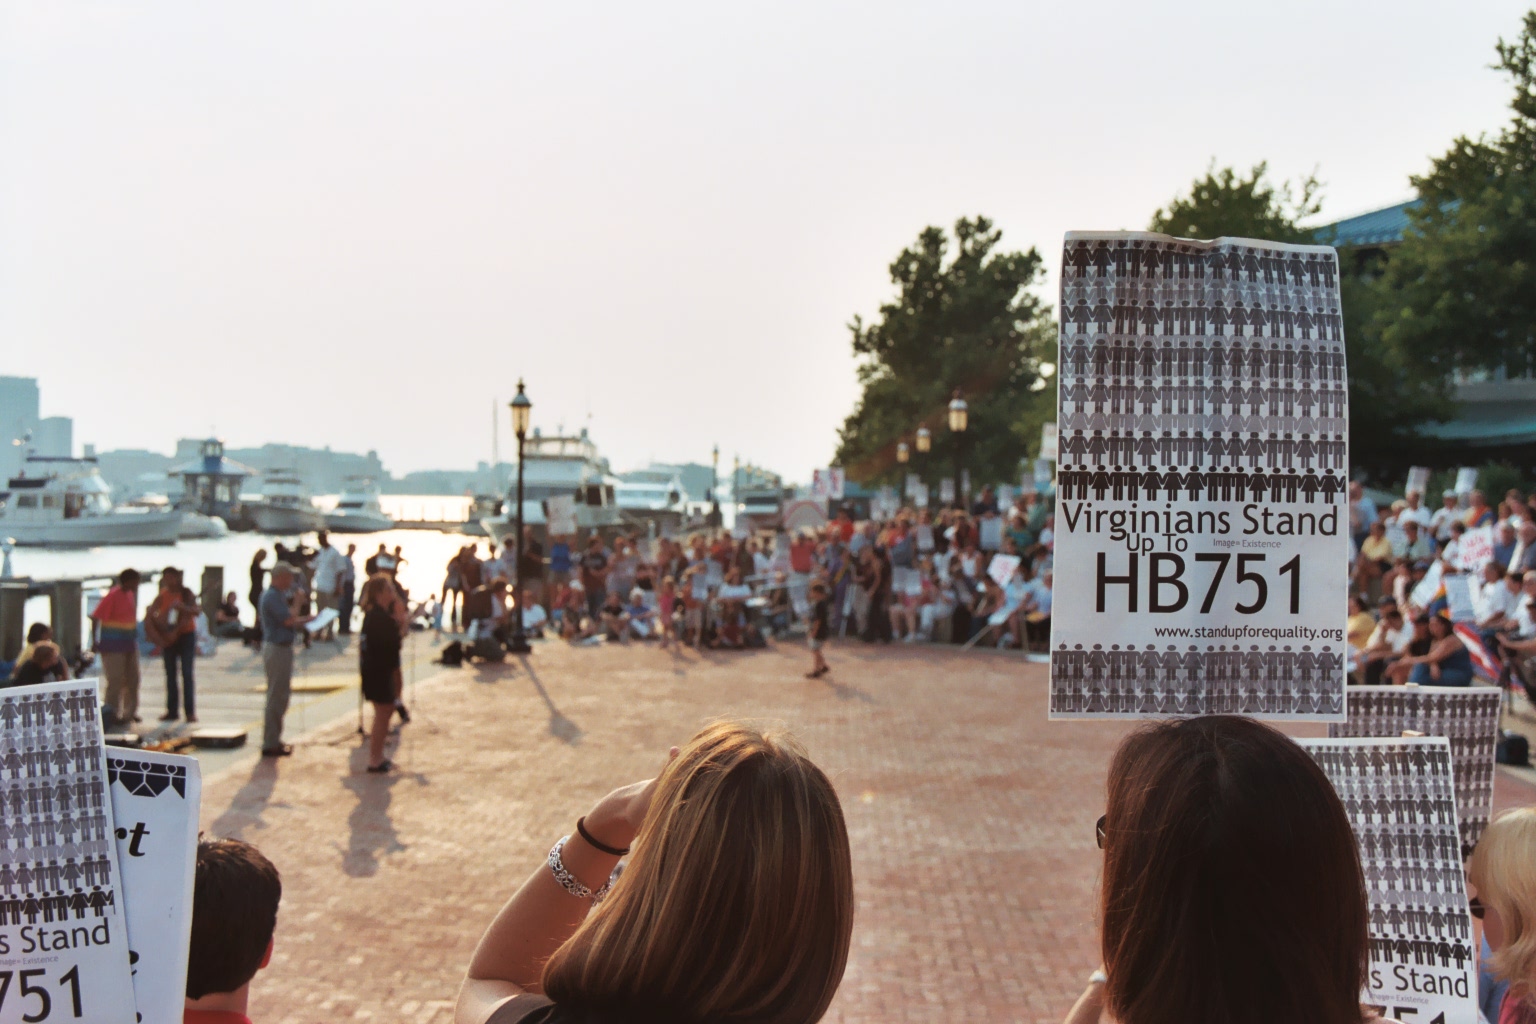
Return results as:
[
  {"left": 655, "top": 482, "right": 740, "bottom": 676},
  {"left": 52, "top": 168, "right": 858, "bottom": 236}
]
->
[{"left": 2, "top": 2, "right": 1528, "bottom": 482}]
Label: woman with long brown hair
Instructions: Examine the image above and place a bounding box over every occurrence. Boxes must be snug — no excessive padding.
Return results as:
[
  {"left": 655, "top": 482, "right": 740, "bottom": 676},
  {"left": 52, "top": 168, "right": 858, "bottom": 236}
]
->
[
  {"left": 455, "top": 722, "right": 854, "bottom": 1024},
  {"left": 1063, "top": 715, "right": 1400, "bottom": 1024},
  {"left": 358, "top": 572, "right": 404, "bottom": 773}
]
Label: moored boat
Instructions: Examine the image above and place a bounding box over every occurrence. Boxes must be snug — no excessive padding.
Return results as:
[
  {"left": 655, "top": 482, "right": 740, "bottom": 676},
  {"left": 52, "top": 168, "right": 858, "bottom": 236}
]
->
[
  {"left": 325, "top": 477, "right": 395, "bottom": 533},
  {"left": 249, "top": 469, "right": 325, "bottom": 535},
  {"left": 0, "top": 457, "right": 183, "bottom": 546}
]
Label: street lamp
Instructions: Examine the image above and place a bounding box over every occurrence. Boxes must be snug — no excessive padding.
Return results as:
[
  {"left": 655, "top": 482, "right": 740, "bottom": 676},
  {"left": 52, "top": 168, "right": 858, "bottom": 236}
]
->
[
  {"left": 896, "top": 442, "right": 910, "bottom": 464},
  {"left": 948, "top": 390, "right": 969, "bottom": 510},
  {"left": 710, "top": 444, "right": 721, "bottom": 528},
  {"left": 507, "top": 381, "right": 533, "bottom": 655},
  {"left": 915, "top": 426, "right": 931, "bottom": 453}
]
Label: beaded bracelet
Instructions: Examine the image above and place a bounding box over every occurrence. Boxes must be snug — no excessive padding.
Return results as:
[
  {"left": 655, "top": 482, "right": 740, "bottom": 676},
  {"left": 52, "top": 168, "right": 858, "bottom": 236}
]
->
[{"left": 548, "top": 836, "right": 613, "bottom": 903}]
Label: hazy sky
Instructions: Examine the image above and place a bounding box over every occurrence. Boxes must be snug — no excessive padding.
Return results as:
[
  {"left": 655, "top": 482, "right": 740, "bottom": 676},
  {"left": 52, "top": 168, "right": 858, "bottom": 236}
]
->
[{"left": 2, "top": 2, "right": 1528, "bottom": 482}]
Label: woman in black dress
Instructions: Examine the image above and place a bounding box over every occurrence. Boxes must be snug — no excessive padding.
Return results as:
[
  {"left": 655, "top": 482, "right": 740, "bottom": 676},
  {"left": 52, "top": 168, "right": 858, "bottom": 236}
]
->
[
  {"left": 248, "top": 549, "right": 268, "bottom": 644},
  {"left": 359, "top": 573, "right": 404, "bottom": 773}
]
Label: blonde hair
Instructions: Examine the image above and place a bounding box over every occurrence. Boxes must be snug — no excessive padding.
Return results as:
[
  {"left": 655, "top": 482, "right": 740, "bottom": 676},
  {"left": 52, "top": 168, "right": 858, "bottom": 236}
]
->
[
  {"left": 1470, "top": 807, "right": 1536, "bottom": 992},
  {"left": 358, "top": 573, "right": 395, "bottom": 612},
  {"left": 542, "top": 721, "right": 853, "bottom": 1022}
]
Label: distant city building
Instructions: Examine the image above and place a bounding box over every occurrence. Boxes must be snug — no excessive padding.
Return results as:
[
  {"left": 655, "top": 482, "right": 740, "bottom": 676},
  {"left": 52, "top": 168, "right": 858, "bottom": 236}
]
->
[{"left": 0, "top": 376, "right": 72, "bottom": 478}]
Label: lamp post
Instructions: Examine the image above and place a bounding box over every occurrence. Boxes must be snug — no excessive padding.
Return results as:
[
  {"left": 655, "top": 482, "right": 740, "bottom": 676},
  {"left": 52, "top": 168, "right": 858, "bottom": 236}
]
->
[
  {"left": 507, "top": 381, "right": 533, "bottom": 655},
  {"left": 896, "top": 442, "right": 909, "bottom": 464},
  {"left": 948, "top": 390, "right": 969, "bottom": 510},
  {"left": 710, "top": 444, "right": 721, "bottom": 528}
]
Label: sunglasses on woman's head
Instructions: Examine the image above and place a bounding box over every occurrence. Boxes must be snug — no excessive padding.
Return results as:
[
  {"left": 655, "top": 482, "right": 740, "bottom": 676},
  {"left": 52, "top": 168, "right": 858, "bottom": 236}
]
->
[{"left": 1096, "top": 814, "right": 1107, "bottom": 849}]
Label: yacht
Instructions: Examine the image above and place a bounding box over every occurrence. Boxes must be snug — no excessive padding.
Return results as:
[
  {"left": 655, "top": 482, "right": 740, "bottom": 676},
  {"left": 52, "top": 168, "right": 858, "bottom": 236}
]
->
[
  {"left": 325, "top": 477, "right": 394, "bottom": 533},
  {"left": 480, "top": 427, "right": 625, "bottom": 540},
  {"left": 249, "top": 469, "right": 325, "bottom": 535},
  {"left": 0, "top": 456, "right": 183, "bottom": 546}
]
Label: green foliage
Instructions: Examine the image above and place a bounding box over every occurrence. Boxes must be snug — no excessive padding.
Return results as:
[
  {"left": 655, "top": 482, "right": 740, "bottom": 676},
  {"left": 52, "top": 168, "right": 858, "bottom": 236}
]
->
[
  {"left": 1374, "top": 11, "right": 1536, "bottom": 381},
  {"left": 1149, "top": 162, "right": 1322, "bottom": 244},
  {"left": 834, "top": 217, "right": 1055, "bottom": 490},
  {"left": 1423, "top": 462, "right": 1536, "bottom": 504}
]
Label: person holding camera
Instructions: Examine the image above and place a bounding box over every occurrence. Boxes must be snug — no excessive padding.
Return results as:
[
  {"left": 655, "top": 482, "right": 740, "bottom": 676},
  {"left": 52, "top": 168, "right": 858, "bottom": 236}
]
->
[{"left": 455, "top": 722, "right": 853, "bottom": 1024}]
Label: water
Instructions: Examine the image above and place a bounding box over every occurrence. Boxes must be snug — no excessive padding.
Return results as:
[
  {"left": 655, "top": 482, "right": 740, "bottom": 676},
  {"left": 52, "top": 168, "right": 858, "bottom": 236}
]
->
[{"left": 7, "top": 497, "right": 493, "bottom": 651}]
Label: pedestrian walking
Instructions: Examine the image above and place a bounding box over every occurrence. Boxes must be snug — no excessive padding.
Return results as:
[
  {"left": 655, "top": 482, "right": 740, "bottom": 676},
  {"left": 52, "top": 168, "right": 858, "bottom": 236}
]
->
[
  {"left": 148, "top": 567, "right": 200, "bottom": 723},
  {"left": 259, "top": 563, "right": 311, "bottom": 757},
  {"left": 90, "top": 569, "right": 142, "bottom": 726},
  {"left": 359, "top": 573, "right": 405, "bottom": 773}
]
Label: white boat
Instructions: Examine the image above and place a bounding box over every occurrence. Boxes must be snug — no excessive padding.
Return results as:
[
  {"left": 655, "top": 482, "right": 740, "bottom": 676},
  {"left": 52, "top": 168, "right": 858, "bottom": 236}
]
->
[
  {"left": 180, "top": 511, "right": 229, "bottom": 539},
  {"left": 249, "top": 469, "right": 325, "bottom": 535},
  {"left": 325, "top": 477, "right": 394, "bottom": 533},
  {"left": 0, "top": 457, "right": 183, "bottom": 546},
  {"left": 480, "top": 428, "right": 625, "bottom": 540}
]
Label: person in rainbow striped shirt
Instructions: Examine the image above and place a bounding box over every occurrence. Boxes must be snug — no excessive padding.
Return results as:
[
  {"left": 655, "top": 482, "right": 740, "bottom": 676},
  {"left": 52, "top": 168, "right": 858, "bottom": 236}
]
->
[{"left": 90, "top": 568, "right": 142, "bottom": 727}]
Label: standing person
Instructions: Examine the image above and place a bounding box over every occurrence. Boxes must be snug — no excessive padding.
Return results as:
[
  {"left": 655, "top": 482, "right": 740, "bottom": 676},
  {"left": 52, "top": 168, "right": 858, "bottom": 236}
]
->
[
  {"left": 311, "top": 531, "right": 347, "bottom": 641},
  {"left": 149, "top": 568, "right": 201, "bottom": 723},
  {"left": 519, "top": 526, "right": 547, "bottom": 610},
  {"left": 248, "top": 551, "right": 268, "bottom": 642},
  {"left": 579, "top": 535, "right": 610, "bottom": 623},
  {"left": 258, "top": 564, "right": 310, "bottom": 758},
  {"left": 807, "top": 579, "right": 831, "bottom": 679},
  {"left": 91, "top": 569, "right": 142, "bottom": 726},
  {"left": 547, "top": 533, "right": 573, "bottom": 612},
  {"left": 442, "top": 549, "right": 465, "bottom": 631},
  {"left": 338, "top": 543, "right": 358, "bottom": 635},
  {"left": 359, "top": 574, "right": 404, "bottom": 773},
  {"left": 366, "top": 543, "right": 387, "bottom": 577}
]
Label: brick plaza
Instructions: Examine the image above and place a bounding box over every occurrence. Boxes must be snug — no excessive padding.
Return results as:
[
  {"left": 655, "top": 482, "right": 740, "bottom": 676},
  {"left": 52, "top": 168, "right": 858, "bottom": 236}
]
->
[{"left": 198, "top": 641, "right": 1536, "bottom": 1023}]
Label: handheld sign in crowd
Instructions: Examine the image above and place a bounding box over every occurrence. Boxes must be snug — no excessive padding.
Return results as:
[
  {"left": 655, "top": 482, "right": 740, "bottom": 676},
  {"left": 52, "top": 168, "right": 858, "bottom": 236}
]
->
[
  {"left": 1297, "top": 737, "right": 1477, "bottom": 1024},
  {"left": 546, "top": 495, "right": 578, "bottom": 537},
  {"left": 1456, "top": 526, "right": 1494, "bottom": 572},
  {"left": 1406, "top": 466, "right": 1431, "bottom": 498},
  {"left": 939, "top": 479, "right": 955, "bottom": 504},
  {"left": 1412, "top": 561, "right": 1446, "bottom": 610},
  {"left": 0, "top": 681, "right": 138, "bottom": 1024},
  {"left": 1455, "top": 468, "right": 1479, "bottom": 496},
  {"left": 986, "top": 554, "right": 1022, "bottom": 589},
  {"left": 1328, "top": 686, "right": 1501, "bottom": 856},
  {"left": 1039, "top": 422, "right": 1059, "bottom": 461},
  {"left": 810, "top": 468, "right": 845, "bottom": 501},
  {"left": 108, "top": 749, "right": 201, "bottom": 1024},
  {"left": 977, "top": 517, "right": 1003, "bottom": 552},
  {"left": 1442, "top": 575, "right": 1478, "bottom": 624},
  {"left": 1050, "top": 232, "right": 1350, "bottom": 719}
]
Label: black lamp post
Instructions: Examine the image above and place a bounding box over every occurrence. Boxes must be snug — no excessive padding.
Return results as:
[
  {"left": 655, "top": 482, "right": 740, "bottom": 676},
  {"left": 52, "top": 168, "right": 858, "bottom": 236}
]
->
[
  {"left": 709, "top": 444, "right": 721, "bottom": 528},
  {"left": 948, "top": 390, "right": 969, "bottom": 510},
  {"left": 507, "top": 381, "right": 533, "bottom": 655}
]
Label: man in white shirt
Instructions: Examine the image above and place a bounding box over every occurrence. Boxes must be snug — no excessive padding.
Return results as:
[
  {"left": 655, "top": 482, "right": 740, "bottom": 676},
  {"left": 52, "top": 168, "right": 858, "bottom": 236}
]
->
[
  {"left": 1430, "top": 491, "right": 1462, "bottom": 543},
  {"left": 310, "top": 531, "right": 349, "bottom": 640},
  {"left": 1476, "top": 564, "right": 1522, "bottom": 635},
  {"left": 1360, "top": 605, "right": 1413, "bottom": 685},
  {"left": 1396, "top": 491, "right": 1433, "bottom": 530}
]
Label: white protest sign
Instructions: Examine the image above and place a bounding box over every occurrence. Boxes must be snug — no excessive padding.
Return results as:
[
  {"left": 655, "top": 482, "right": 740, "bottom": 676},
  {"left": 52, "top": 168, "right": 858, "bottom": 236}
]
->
[
  {"left": 1442, "top": 575, "right": 1477, "bottom": 623},
  {"left": 914, "top": 485, "right": 929, "bottom": 509},
  {"left": 915, "top": 525, "right": 935, "bottom": 552},
  {"left": 1385, "top": 523, "right": 1409, "bottom": 559},
  {"left": 305, "top": 607, "right": 340, "bottom": 635},
  {"left": 1329, "top": 686, "right": 1501, "bottom": 856},
  {"left": 1456, "top": 525, "right": 1494, "bottom": 572},
  {"left": 1405, "top": 466, "right": 1430, "bottom": 498},
  {"left": 546, "top": 495, "right": 577, "bottom": 536},
  {"left": 961, "top": 469, "right": 971, "bottom": 498},
  {"left": 810, "top": 468, "right": 845, "bottom": 501},
  {"left": 0, "top": 681, "right": 138, "bottom": 1024},
  {"left": 1034, "top": 458, "right": 1054, "bottom": 492},
  {"left": 986, "top": 554, "right": 1022, "bottom": 588},
  {"left": 1454, "top": 468, "right": 1478, "bottom": 496},
  {"left": 1298, "top": 737, "right": 1477, "bottom": 1024},
  {"left": 905, "top": 473, "right": 921, "bottom": 499},
  {"left": 108, "top": 750, "right": 201, "bottom": 1024},
  {"left": 977, "top": 516, "right": 1003, "bottom": 552},
  {"left": 1039, "top": 422, "right": 1059, "bottom": 461},
  {"left": 1050, "top": 233, "right": 1349, "bottom": 719},
  {"left": 1410, "top": 560, "right": 1445, "bottom": 610},
  {"left": 997, "top": 484, "right": 1014, "bottom": 509},
  {"left": 939, "top": 478, "right": 955, "bottom": 503}
]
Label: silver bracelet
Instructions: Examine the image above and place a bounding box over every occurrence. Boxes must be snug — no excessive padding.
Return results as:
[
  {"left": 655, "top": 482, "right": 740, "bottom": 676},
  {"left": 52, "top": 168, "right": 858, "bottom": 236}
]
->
[{"left": 548, "top": 836, "right": 613, "bottom": 903}]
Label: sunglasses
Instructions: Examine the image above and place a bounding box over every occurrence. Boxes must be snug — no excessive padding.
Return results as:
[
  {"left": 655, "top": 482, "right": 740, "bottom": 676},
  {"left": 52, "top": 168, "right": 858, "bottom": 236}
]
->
[
  {"left": 1096, "top": 814, "right": 1107, "bottom": 849},
  {"left": 1469, "top": 897, "right": 1486, "bottom": 920}
]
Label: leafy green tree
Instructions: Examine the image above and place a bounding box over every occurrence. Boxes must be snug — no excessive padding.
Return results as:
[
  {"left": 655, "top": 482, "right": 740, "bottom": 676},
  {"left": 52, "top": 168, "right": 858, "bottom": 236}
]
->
[
  {"left": 1149, "top": 162, "right": 1322, "bottom": 244},
  {"left": 834, "top": 216, "right": 1056, "bottom": 493},
  {"left": 1375, "top": 12, "right": 1536, "bottom": 381}
]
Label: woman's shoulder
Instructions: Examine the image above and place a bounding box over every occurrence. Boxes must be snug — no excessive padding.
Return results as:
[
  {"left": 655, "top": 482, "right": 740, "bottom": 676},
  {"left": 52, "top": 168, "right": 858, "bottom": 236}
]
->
[{"left": 485, "top": 994, "right": 619, "bottom": 1024}]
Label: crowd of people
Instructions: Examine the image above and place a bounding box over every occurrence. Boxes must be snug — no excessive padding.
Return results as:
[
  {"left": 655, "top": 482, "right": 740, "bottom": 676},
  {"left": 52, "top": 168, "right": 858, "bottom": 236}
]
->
[{"left": 1345, "top": 484, "right": 1536, "bottom": 691}]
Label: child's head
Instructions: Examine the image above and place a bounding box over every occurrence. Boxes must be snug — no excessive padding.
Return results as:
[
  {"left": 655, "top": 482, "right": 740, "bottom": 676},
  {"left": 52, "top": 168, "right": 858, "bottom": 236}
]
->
[{"left": 187, "top": 837, "right": 281, "bottom": 1004}]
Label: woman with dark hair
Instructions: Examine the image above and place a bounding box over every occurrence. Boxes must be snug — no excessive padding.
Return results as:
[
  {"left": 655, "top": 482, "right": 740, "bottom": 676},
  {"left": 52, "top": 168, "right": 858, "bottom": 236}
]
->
[
  {"left": 455, "top": 722, "right": 853, "bottom": 1024},
  {"left": 358, "top": 573, "right": 404, "bottom": 773},
  {"left": 249, "top": 550, "right": 268, "bottom": 644},
  {"left": 1385, "top": 612, "right": 1473, "bottom": 686},
  {"left": 1063, "top": 715, "right": 1397, "bottom": 1024}
]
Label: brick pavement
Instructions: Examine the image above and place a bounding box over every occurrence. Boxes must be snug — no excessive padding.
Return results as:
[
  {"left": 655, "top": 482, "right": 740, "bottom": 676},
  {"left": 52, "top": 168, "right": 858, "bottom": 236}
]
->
[{"left": 198, "top": 643, "right": 1536, "bottom": 1023}]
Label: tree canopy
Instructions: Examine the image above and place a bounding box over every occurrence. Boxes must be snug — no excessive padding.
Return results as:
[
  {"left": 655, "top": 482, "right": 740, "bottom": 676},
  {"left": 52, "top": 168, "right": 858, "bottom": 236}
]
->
[
  {"left": 1149, "top": 162, "right": 1321, "bottom": 244},
  {"left": 834, "top": 217, "right": 1056, "bottom": 493}
]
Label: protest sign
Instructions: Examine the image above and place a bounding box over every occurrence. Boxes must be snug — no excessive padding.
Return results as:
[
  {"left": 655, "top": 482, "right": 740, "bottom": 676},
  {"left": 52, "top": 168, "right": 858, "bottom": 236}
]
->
[
  {"left": 1039, "top": 422, "right": 1059, "bottom": 461},
  {"left": 0, "top": 681, "right": 138, "bottom": 1024},
  {"left": 915, "top": 525, "right": 935, "bottom": 552},
  {"left": 939, "top": 479, "right": 955, "bottom": 503},
  {"left": 546, "top": 495, "right": 577, "bottom": 536},
  {"left": 1456, "top": 526, "right": 1494, "bottom": 572},
  {"left": 1454, "top": 468, "right": 1478, "bottom": 496},
  {"left": 1298, "top": 737, "right": 1477, "bottom": 1024},
  {"left": 1328, "top": 686, "right": 1500, "bottom": 856},
  {"left": 1410, "top": 560, "right": 1445, "bottom": 609},
  {"left": 1406, "top": 466, "right": 1431, "bottom": 498},
  {"left": 914, "top": 485, "right": 929, "bottom": 509},
  {"left": 1051, "top": 232, "right": 1349, "bottom": 719},
  {"left": 961, "top": 470, "right": 971, "bottom": 498},
  {"left": 905, "top": 473, "right": 921, "bottom": 499},
  {"left": 987, "top": 554, "right": 1022, "bottom": 588},
  {"left": 305, "top": 607, "right": 340, "bottom": 635},
  {"left": 997, "top": 484, "right": 1014, "bottom": 509},
  {"left": 810, "top": 468, "right": 845, "bottom": 501},
  {"left": 108, "top": 750, "right": 201, "bottom": 1024},
  {"left": 1442, "top": 575, "right": 1477, "bottom": 623},
  {"left": 1033, "top": 458, "right": 1054, "bottom": 492},
  {"left": 977, "top": 516, "right": 1003, "bottom": 552},
  {"left": 1385, "top": 523, "right": 1409, "bottom": 559}
]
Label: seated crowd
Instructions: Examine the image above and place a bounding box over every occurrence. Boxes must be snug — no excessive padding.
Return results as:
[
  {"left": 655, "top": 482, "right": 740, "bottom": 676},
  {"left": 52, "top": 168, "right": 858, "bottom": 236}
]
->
[
  {"left": 432, "top": 486, "right": 1057, "bottom": 659},
  {"left": 1346, "top": 484, "right": 1536, "bottom": 689}
]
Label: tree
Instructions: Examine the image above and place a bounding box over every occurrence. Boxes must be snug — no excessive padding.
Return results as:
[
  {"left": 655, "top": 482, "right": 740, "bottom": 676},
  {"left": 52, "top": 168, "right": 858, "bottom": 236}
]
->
[
  {"left": 1374, "top": 11, "right": 1536, "bottom": 382},
  {"left": 1149, "top": 162, "right": 1322, "bottom": 244},
  {"left": 834, "top": 217, "right": 1055, "bottom": 494}
]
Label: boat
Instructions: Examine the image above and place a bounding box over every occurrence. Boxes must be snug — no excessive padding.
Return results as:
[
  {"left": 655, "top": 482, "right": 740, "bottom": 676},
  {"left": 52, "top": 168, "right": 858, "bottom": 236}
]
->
[
  {"left": 480, "top": 427, "right": 626, "bottom": 541},
  {"left": 179, "top": 511, "right": 230, "bottom": 539},
  {"left": 248, "top": 469, "right": 326, "bottom": 535},
  {"left": 324, "top": 477, "right": 395, "bottom": 533},
  {"left": 0, "top": 456, "right": 183, "bottom": 546},
  {"left": 615, "top": 472, "right": 690, "bottom": 532},
  {"left": 460, "top": 493, "right": 502, "bottom": 537}
]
